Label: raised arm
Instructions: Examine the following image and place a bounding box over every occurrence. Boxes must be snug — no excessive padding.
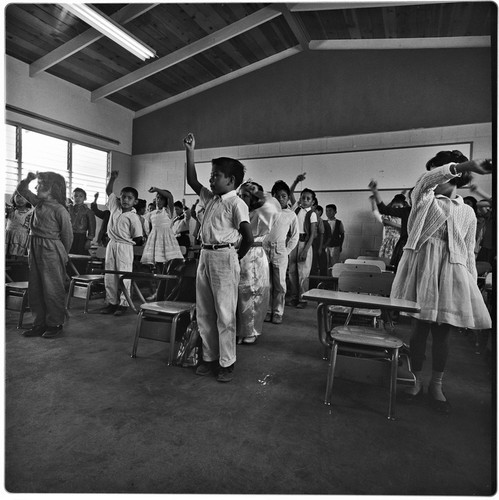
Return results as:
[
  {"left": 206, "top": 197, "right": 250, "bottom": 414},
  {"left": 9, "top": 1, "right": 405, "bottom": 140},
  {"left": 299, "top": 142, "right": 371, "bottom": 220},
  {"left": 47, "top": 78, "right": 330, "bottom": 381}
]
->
[
  {"left": 183, "top": 133, "right": 203, "bottom": 195},
  {"left": 16, "top": 172, "right": 40, "bottom": 207},
  {"left": 368, "top": 179, "right": 383, "bottom": 205},
  {"left": 148, "top": 186, "right": 174, "bottom": 215},
  {"left": 106, "top": 170, "right": 119, "bottom": 196},
  {"left": 289, "top": 173, "right": 306, "bottom": 206}
]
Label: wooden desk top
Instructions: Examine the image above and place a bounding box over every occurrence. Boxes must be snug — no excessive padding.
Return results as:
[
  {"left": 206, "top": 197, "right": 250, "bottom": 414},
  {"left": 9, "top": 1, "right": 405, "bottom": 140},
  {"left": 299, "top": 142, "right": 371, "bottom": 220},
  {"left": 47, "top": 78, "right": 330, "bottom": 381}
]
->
[{"left": 302, "top": 289, "right": 420, "bottom": 314}]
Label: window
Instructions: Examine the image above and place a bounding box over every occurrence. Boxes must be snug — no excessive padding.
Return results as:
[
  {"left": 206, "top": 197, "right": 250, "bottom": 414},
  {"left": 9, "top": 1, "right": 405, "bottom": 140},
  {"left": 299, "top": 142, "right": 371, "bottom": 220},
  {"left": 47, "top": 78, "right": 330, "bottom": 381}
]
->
[{"left": 4, "top": 125, "right": 109, "bottom": 200}]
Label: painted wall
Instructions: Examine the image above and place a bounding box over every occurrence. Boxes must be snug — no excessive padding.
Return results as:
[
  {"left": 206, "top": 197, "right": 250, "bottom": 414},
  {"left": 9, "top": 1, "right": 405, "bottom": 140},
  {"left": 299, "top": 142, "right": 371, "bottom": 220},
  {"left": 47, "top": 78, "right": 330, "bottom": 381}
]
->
[
  {"left": 131, "top": 123, "right": 493, "bottom": 260},
  {"left": 132, "top": 48, "right": 492, "bottom": 154},
  {"left": 5, "top": 56, "right": 134, "bottom": 168}
]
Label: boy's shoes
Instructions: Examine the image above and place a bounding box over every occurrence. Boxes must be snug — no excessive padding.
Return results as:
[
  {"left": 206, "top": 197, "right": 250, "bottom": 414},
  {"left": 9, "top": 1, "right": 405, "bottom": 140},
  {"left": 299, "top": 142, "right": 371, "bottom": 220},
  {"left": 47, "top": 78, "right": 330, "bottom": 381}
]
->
[
  {"left": 272, "top": 314, "right": 283, "bottom": 324},
  {"left": 217, "top": 364, "right": 234, "bottom": 383},
  {"left": 196, "top": 360, "right": 219, "bottom": 377},
  {"left": 296, "top": 300, "right": 307, "bottom": 309},
  {"left": 100, "top": 304, "right": 118, "bottom": 314},
  {"left": 113, "top": 306, "right": 128, "bottom": 317},
  {"left": 264, "top": 312, "right": 272, "bottom": 322},
  {"left": 241, "top": 336, "right": 257, "bottom": 344},
  {"left": 22, "top": 325, "right": 46, "bottom": 337},
  {"left": 42, "top": 325, "right": 63, "bottom": 338},
  {"left": 285, "top": 299, "right": 299, "bottom": 307}
]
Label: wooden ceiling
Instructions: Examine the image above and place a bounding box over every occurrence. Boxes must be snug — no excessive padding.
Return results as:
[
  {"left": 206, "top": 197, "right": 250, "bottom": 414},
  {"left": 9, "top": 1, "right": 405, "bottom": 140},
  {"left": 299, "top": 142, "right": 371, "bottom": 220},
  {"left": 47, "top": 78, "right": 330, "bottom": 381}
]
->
[{"left": 5, "top": 2, "right": 493, "bottom": 117}]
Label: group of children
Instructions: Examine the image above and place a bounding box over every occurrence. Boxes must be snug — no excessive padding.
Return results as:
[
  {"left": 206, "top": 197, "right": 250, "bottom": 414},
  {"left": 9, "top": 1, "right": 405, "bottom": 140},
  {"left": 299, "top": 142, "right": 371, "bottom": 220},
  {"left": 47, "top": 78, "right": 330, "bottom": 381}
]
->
[{"left": 9, "top": 137, "right": 493, "bottom": 406}]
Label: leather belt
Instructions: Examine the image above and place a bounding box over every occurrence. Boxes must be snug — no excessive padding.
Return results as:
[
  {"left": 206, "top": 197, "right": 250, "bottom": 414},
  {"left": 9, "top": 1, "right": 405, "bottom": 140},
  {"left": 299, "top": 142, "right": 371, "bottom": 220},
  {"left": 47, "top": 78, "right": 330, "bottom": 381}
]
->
[
  {"left": 251, "top": 242, "right": 263, "bottom": 247},
  {"left": 201, "top": 243, "right": 234, "bottom": 250}
]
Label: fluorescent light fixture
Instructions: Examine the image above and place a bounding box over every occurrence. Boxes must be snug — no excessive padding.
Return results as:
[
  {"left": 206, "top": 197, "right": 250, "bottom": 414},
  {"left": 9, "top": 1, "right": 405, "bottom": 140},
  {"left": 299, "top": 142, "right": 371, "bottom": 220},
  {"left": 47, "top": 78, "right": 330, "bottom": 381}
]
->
[{"left": 62, "top": 3, "right": 156, "bottom": 61}]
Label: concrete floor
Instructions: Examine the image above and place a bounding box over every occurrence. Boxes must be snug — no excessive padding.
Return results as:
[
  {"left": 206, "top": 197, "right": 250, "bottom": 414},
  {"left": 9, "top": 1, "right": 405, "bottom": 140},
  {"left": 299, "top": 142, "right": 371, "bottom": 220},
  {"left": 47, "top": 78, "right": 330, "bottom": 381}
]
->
[{"left": 4, "top": 296, "right": 495, "bottom": 494}]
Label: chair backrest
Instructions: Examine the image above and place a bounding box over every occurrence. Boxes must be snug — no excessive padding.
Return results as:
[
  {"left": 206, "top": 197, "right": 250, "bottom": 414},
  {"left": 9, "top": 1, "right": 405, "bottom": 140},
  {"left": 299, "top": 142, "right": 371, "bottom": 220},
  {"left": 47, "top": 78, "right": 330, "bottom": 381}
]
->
[
  {"left": 159, "top": 258, "right": 197, "bottom": 302},
  {"left": 344, "top": 258, "right": 386, "bottom": 271},
  {"left": 337, "top": 271, "right": 395, "bottom": 297},
  {"left": 331, "top": 263, "right": 382, "bottom": 278}
]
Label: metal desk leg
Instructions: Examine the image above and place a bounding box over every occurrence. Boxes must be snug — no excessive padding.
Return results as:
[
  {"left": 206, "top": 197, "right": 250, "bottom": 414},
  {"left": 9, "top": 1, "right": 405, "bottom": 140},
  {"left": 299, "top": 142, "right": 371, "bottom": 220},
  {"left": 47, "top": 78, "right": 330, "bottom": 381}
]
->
[
  {"left": 324, "top": 341, "right": 338, "bottom": 405},
  {"left": 388, "top": 347, "right": 399, "bottom": 420},
  {"left": 66, "top": 279, "right": 76, "bottom": 311},
  {"left": 168, "top": 313, "right": 181, "bottom": 366},
  {"left": 131, "top": 310, "right": 144, "bottom": 358}
]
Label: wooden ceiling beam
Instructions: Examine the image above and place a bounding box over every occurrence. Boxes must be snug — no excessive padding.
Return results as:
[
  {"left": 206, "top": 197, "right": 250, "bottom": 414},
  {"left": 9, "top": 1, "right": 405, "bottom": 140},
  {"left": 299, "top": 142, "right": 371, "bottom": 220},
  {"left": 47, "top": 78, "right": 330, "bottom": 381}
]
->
[
  {"left": 134, "top": 46, "right": 302, "bottom": 118},
  {"left": 91, "top": 5, "right": 282, "bottom": 102},
  {"left": 309, "top": 36, "right": 491, "bottom": 50},
  {"left": 287, "top": 2, "right": 444, "bottom": 11},
  {"left": 278, "top": 5, "right": 311, "bottom": 51},
  {"left": 29, "top": 4, "right": 159, "bottom": 77}
]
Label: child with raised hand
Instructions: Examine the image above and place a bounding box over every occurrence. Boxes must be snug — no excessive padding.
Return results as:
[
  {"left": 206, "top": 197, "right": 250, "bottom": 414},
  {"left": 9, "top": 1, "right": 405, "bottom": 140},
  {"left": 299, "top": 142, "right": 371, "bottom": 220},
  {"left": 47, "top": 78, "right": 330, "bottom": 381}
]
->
[
  {"left": 263, "top": 180, "right": 299, "bottom": 324},
  {"left": 99, "top": 170, "right": 143, "bottom": 317},
  {"left": 16, "top": 171, "right": 73, "bottom": 338},
  {"left": 288, "top": 187, "right": 318, "bottom": 308},
  {"left": 5, "top": 191, "right": 33, "bottom": 258},
  {"left": 237, "top": 181, "right": 280, "bottom": 343},
  {"left": 184, "top": 132, "right": 253, "bottom": 383},
  {"left": 91, "top": 192, "right": 110, "bottom": 247},
  {"left": 141, "top": 187, "right": 184, "bottom": 273},
  {"left": 391, "top": 152, "right": 492, "bottom": 414},
  {"left": 68, "top": 188, "right": 96, "bottom": 256}
]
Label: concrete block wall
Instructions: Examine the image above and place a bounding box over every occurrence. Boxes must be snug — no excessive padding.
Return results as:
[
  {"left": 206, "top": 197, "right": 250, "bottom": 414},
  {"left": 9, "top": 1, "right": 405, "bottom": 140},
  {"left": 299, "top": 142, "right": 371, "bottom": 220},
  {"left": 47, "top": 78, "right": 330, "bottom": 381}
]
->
[{"left": 132, "top": 123, "right": 492, "bottom": 260}]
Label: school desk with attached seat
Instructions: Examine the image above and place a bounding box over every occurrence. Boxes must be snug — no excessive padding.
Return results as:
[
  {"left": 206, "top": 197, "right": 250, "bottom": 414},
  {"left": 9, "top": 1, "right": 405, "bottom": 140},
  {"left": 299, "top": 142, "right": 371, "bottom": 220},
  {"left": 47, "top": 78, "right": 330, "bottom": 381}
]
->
[{"left": 303, "top": 288, "right": 420, "bottom": 420}]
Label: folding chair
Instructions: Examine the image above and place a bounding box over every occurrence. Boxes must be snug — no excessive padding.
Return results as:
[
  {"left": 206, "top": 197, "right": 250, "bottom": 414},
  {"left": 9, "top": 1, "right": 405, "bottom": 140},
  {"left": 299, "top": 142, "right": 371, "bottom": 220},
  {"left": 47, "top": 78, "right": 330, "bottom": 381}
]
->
[
  {"left": 130, "top": 259, "right": 197, "bottom": 365},
  {"left": 5, "top": 280, "right": 30, "bottom": 328}
]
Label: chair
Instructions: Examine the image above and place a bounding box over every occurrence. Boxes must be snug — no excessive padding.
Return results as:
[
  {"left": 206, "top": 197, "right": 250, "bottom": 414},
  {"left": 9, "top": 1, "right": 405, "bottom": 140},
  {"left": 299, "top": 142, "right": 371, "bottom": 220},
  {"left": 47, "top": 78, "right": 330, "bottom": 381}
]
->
[
  {"left": 321, "top": 272, "right": 404, "bottom": 419},
  {"left": 66, "top": 251, "right": 105, "bottom": 314},
  {"left": 345, "top": 258, "right": 386, "bottom": 271},
  {"left": 130, "top": 259, "right": 197, "bottom": 365},
  {"left": 5, "top": 281, "right": 30, "bottom": 328},
  {"left": 327, "top": 267, "right": 389, "bottom": 328}
]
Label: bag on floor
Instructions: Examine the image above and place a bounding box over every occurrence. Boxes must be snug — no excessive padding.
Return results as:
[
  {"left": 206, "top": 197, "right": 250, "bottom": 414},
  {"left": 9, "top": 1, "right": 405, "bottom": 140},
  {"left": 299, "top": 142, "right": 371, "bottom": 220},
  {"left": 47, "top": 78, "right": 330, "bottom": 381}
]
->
[{"left": 175, "top": 317, "right": 202, "bottom": 368}]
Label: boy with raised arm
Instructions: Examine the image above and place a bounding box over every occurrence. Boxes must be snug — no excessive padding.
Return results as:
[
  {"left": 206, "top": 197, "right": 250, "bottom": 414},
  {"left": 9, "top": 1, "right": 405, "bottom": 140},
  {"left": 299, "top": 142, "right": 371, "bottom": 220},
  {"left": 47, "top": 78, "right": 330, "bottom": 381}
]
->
[
  {"left": 99, "top": 170, "right": 143, "bottom": 317},
  {"left": 184, "top": 132, "right": 253, "bottom": 383}
]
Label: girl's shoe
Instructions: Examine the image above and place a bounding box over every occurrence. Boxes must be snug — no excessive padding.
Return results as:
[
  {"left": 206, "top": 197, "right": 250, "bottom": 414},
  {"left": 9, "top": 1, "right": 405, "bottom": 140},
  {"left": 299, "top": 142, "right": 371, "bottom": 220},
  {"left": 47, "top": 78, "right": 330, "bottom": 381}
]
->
[
  {"left": 428, "top": 391, "right": 451, "bottom": 415},
  {"left": 400, "top": 385, "right": 425, "bottom": 403}
]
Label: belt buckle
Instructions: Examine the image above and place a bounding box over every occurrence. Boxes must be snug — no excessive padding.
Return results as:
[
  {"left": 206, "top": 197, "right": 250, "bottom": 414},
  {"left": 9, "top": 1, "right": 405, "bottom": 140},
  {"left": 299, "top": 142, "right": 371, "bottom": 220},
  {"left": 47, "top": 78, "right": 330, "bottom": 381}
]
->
[{"left": 213, "top": 244, "right": 220, "bottom": 250}]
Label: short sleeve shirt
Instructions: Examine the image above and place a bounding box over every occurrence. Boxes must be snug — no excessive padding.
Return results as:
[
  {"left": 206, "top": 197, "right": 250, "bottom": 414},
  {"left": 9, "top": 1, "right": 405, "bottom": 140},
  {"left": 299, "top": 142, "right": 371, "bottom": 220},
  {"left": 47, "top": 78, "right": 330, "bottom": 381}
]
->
[
  {"left": 199, "top": 187, "right": 250, "bottom": 245},
  {"left": 106, "top": 193, "right": 143, "bottom": 245}
]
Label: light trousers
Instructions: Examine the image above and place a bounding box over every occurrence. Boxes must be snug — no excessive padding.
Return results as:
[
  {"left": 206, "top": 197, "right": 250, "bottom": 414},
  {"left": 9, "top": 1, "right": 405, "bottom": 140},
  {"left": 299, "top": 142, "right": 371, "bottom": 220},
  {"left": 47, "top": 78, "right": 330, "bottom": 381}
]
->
[
  {"left": 264, "top": 241, "right": 288, "bottom": 316},
  {"left": 325, "top": 246, "right": 341, "bottom": 274},
  {"left": 104, "top": 239, "right": 134, "bottom": 307},
  {"left": 288, "top": 241, "right": 312, "bottom": 301},
  {"left": 196, "top": 248, "right": 240, "bottom": 368}
]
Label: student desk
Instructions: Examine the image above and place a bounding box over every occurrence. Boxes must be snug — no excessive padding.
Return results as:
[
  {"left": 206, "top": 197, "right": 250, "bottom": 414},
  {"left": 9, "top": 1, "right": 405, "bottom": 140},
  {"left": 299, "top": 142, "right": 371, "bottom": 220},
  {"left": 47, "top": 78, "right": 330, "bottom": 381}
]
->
[{"left": 303, "top": 288, "right": 420, "bottom": 419}]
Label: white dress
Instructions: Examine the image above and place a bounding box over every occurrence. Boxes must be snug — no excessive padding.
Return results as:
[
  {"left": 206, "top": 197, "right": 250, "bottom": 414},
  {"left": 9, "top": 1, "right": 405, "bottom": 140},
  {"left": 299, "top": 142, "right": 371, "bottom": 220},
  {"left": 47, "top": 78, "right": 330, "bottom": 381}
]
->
[
  {"left": 140, "top": 209, "right": 184, "bottom": 265},
  {"left": 391, "top": 168, "right": 491, "bottom": 330}
]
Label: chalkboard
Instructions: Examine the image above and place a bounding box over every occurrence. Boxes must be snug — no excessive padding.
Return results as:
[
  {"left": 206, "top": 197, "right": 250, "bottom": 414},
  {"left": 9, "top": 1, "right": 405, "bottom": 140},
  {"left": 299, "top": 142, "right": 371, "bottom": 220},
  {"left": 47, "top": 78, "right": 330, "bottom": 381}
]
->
[{"left": 184, "top": 142, "right": 472, "bottom": 195}]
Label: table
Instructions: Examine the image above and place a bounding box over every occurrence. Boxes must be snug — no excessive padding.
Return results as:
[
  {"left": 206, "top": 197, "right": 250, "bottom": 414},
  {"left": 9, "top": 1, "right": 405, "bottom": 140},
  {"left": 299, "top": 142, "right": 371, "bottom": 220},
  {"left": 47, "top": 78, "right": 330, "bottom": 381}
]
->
[{"left": 303, "top": 288, "right": 420, "bottom": 419}]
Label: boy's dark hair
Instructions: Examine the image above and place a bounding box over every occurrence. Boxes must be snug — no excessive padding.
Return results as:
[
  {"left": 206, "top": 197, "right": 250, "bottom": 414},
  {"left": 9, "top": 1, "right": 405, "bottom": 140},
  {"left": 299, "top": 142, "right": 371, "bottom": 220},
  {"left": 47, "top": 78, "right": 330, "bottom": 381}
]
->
[
  {"left": 212, "top": 157, "right": 245, "bottom": 188},
  {"left": 316, "top": 205, "right": 323, "bottom": 214},
  {"left": 326, "top": 204, "right": 337, "bottom": 211},
  {"left": 174, "top": 201, "right": 184, "bottom": 209},
  {"left": 136, "top": 198, "right": 147, "bottom": 210},
  {"left": 73, "top": 187, "right": 87, "bottom": 199},
  {"left": 425, "top": 150, "right": 471, "bottom": 188},
  {"left": 37, "top": 171, "right": 67, "bottom": 205},
  {"left": 271, "top": 180, "right": 291, "bottom": 197},
  {"left": 463, "top": 196, "right": 478, "bottom": 212},
  {"left": 301, "top": 188, "right": 317, "bottom": 202},
  {"left": 120, "top": 187, "right": 139, "bottom": 200}
]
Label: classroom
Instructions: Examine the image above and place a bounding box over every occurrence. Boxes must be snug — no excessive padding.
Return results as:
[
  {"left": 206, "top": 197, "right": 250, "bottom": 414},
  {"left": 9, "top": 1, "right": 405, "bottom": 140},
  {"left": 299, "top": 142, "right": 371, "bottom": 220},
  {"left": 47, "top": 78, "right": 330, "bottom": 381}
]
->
[{"left": 4, "top": 2, "right": 495, "bottom": 495}]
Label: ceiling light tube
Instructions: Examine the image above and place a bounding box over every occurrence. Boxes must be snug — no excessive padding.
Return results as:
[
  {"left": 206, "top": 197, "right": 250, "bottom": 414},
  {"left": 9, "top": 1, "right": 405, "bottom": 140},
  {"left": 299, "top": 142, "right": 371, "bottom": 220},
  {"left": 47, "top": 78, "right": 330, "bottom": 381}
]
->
[{"left": 61, "top": 3, "right": 156, "bottom": 60}]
